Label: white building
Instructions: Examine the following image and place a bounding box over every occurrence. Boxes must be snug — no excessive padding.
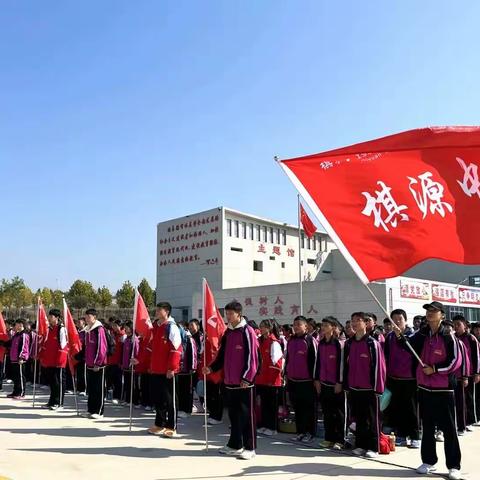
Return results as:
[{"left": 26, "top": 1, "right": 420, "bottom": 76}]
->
[{"left": 157, "top": 207, "right": 480, "bottom": 325}]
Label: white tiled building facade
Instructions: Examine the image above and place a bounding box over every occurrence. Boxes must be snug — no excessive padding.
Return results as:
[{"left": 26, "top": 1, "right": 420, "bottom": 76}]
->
[{"left": 157, "top": 207, "right": 480, "bottom": 325}]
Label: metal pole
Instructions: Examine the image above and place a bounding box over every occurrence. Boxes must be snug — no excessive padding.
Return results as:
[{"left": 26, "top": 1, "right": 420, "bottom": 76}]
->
[
  {"left": 298, "top": 195, "right": 303, "bottom": 315},
  {"left": 202, "top": 279, "right": 209, "bottom": 452},
  {"left": 128, "top": 335, "right": 136, "bottom": 432}
]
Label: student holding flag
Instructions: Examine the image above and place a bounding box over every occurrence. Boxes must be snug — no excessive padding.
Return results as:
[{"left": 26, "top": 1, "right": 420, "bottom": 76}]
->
[{"left": 41, "top": 309, "right": 68, "bottom": 410}]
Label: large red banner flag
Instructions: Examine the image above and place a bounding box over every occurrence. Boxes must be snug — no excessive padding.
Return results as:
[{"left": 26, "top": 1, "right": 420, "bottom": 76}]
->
[
  {"left": 279, "top": 126, "right": 480, "bottom": 283},
  {"left": 300, "top": 203, "right": 317, "bottom": 238},
  {"left": 202, "top": 278, "right": 226, "bottom": 350},
  {"left": 133, "top": 289, "right": 153, "bottom": 339},
  {"left": 63, "top": 298, "right": 82, "bottom": 357}
]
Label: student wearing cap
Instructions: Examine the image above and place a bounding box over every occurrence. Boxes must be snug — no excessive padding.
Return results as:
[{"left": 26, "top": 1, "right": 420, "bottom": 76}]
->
[
  {"left": 40, "top": 309, "right": 68, "bottom": 410},
  {"left": 385, "top": 309, "right": 420, "bottom": 448},
  {"left": 315, "top": 316, "right": 345, "bottom": 449},
  {"left": 84, "top": 308, "right": 108, "bottom": 419},
  {"left": 7, "top": 319, "right": 31, "bottom": 399},
  {"left": 204, "top": 301, "right": 259, "bottom": 460},
  {"left": 410, "top": 302, "right": 462, "bottom": 480},
  {"left": 453, "top": 315, "right": 480, "bottom": 429},
  {"left": 285, "top": 315, "right": 318, "bottom": 444},
  {"left": 343, "top": 312, "right": 386, "bottom": 458}
]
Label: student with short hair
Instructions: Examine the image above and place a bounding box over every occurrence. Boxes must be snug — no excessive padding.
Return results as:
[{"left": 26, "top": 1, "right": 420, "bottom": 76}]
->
[
  {"left": 204, "top": 301, "right": 259, "bottom": 460},
  {"left": 148, "top": 302, "right": 182, "bottom": 438},
  {"left": 121, "top": 321, "right": 140, "bottom": 406},
  {"left": 84, "top": 308, "right": 108, "bottom": 419},
  {"left": 41, "top": 309, "right": 68, "bottom": 410},
  {"left": 315, "top": 316, "right": 345, "bottom": 449},
  {"left": 343, "top": 312, "right": 386, "bottom": 458},
  {"left": 8, "top": 319, "right": 30, "bottom": 399},
  {"left": 285, "top": 315, "right": 317, "bottom": 444}
]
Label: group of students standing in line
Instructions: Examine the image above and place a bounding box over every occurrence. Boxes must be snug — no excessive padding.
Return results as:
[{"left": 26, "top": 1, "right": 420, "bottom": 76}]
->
[{"left": 0, "top": 300, "right": 479, "bottom": 479}]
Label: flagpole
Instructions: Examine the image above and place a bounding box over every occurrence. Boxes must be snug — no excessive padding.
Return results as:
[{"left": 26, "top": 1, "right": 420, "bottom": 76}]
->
[
  {"left": 32, "top": 298, "right": 40, "bottom": 408},
  {"left": 297, "top": 195, "right": 303, "bottom": 315},
  {"left": 129, "top": 289, "right": 139, "bottom": 432},
  {"left": 202, "top": 278, "right": 209, "bottom": 452},
  {"left": 69, "top": 355, "right": 80, "bottom": 416}
]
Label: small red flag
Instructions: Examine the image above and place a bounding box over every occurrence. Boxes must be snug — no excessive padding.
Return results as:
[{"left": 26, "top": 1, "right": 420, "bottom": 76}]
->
[
  {"left": 37, "top": 300, "right": 49, "bottom": 339},
  {"left": 63, "top": 298, "right": 82, "bottom": 357},
  {"left": 300, "top": 203, "right": 317, "bottom": 239},
  {"left": 133, "top": 289, "right": 153, "bottom": 338},
  {"left": 202, "top": 279, "right": 226, "bottom": 350}
]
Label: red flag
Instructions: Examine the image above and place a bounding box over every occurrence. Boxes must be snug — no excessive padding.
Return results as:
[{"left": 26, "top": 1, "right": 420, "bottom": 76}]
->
[
  {"left": 0, "top": 310, "right": 7, "bottom": 341},
  {"left": 37, "top": 300, "right": 48, "bottom": 339},
  {"left": 202, "top": 278, "right": 226, "bottom": 350},
  {"left": 133, "top": 289, "right": 153, "bottom": 338},
  {"left": 300, "top": 203, "right": 317, "bottom": 239},
  {"left": 63, "top": 298, "right": 82, "bottom": 357},
  {"left": 280, "top": 126, "right": 480, "bottom": 283}
]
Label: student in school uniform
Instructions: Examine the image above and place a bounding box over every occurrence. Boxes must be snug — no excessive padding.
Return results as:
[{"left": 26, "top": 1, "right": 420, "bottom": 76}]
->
[
  {"left": 409, "top": 302, "right": 463, "bottom": 480},
  {"left": 285, "top": 315, "right": 318, "bottom": 444},
  {"left": 41, "top": 309, "right": 68, "bottom": 410},
  {"left": 106, "top": 319, "right": 126, "bottom": 405},
  {"left": 177, "top": 325, "right": 198, "bottom": 417},
  {"left": 148, "top": 302, "right": 182, "bottom": 438},
  {"left": 83, "top": 308, "right": 108, "bottom": 419},
  {"left": 256, "top": 319, "right": 283, "bottom": 436},
  {"left": 343, "top": 312, "right": 386, "bottom": 459},
  {"left": 135, "top": 332, "right": 153, "bottom": 411},
  {"left": 121, "top": 321, "right": 140, "bottom": 406},
  {"left": 384, "top": 309, "right": 420, "bottom": 448},
  {"left": 204, "top": 301, "right": 259, "bottom": 460},
  {"left": 7, "top": 319, "right": 31, "bottom": 399},
  {"left": 315, "top": 316, "right": 346, "bottom": 450},
  {"left": 453, "top": 315, "right": 480, "bottom": 429}
]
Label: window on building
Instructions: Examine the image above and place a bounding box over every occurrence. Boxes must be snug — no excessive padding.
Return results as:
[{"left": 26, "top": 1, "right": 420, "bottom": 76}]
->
[
  {"left": 307, "top": 258, "right": 316, "bottom": 265},
  {"left": 273, "top": 228, "right": 278, "bottom": 244},
  {"left": 281, "top": 262, "right": 285, "bottom": 268},
  {"left": 469, "top": 276, "right": 480, "bottom": 287},
  {"left": 269, "top": 227, "right": 274, "bottom": 243},
  {"left": 301, "top": 233, "right": 305, "bottom": 248},
  {"left": 249, "top": 223, "right": 254, "bottom": 240},
  {"left": 230, "top": 247, "right": 243, "bottom": 252},
  {"left": 262, "top": 225, "right": 268, "bottom": 242},
  {"left": 307, "top": 237, "right": 311, "bottom": 250},
  {"left": 269, "top": 256, "right": 275, "bottom": 260},
  {"left": 312, "top": 236, "right": 316, "bottom": 250},
  {"left": 253, "top": 260, "right": 263, "bottom": 272},
  {"left": 255, "top": 224, "right": 261, "bottom": 241},
  {"left": 234, "top": 220, "right": 239, "bottom": 237},
  {"left": 198, "top": 309, "right": 203, "bottom": 319},
  {"left": 239, "top": 221, "right": 246, "bottom": 239},
  {"left": 282, "top": 229, "right": 287, "bottom": 245},
  {"left": 226, "top": 219, "right": 232, "bottom": 237}
]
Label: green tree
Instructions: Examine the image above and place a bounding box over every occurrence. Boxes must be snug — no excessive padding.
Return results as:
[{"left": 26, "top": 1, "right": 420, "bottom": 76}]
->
[
  {"left": 116, "top": 281, "right": 135, "bottom": 308},
  {"left": 51, "top": 290, "right": 64, "bottom": 309},
  {"left": 97, "top": 286, "right": 113, "bottom": 311},
  {"left": 36, "top": 287, "right": 53, "bottom": 306},
  {"left": 0, "top": 277, "right": 34, "bottom": 309},
  {"left": 67, "top": 280, "right": 97, "bottom": 310},
  {"left": 138, "top": 278, "right": 155, "bottom": 308}
]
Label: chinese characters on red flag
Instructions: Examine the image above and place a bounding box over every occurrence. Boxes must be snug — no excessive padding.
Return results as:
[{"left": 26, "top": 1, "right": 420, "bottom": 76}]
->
[{"left": 280, "top": 127, "right": 480, "bottom": 282}]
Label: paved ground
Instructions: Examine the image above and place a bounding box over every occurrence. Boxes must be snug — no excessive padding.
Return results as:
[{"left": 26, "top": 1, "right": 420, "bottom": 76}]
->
[{"left": 0, "top": 384, "right": 477, "bottom": 480}]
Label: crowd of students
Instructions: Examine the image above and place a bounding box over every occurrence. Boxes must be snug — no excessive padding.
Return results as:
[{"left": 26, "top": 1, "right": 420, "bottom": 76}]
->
[{"left": 0, "top": 300, "right": 479, "bottom": 479}]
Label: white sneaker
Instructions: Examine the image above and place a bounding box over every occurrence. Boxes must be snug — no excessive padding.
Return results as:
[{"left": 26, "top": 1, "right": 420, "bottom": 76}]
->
[
  {"left": 208, "top": 418, "right": 223, "bottom": 425},
  {"left": 352, "top": 448, "right": 366, "bottom": 456},
  {"left": 435, "top": 431, "right": 444, "bottom": 442},
  {"left": 144, "top": 406, "right": 152, "bottom": 411},
  {"left": 257, "top": 427, "right": 266, "bottom": 434},
  {"left": 473, "top": 420, "right": 480, "bottom": 426},
  {"left": 177, "top": 411, "right": 188, "bottom": 418},
  {"left": 365, "top": 450, "right": 378, "bottom": 458},
  {"left": 301, "top": 433, "right": 314, "bottom": 443},
  {"left": 78, "top": 391, "right": 87, "bottom": 397},
  {"left": 465, "top": 425, "right": 474, "bottom": 432},
  {"left": 292, "top": 433, "right": 304, "bottom": 442},
  {"left": 457, "top": 430, "right": 465, "bottom": 436},
  {"left": 238, "top": 450, "right": 256, "bottom": 460},
  {"left": 416, "top": 464, "right": 437, "bottom": 474},
  {"left": 111, "top": 399, "right": 119, "bottom": 405},
  {"left": 5, "top": 379, "right": 13, "bottom": 384},
  {"left": 410, "top": 439, "right": 421, "bottom": 449},
  {"left": 262, "top": 428, "right": 277, "bottom": 436},
  {"left": 448, "top": 469, "right": 462, "bottom": 480},
  {"left": 218, "top": 446, "right": 244, "bottom": 455},
  {"left": 90, "top": 413, "right": 104, "bottom": 419}
]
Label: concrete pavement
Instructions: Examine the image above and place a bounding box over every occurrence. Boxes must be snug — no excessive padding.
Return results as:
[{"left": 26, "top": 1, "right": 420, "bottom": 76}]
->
[{"left": 0, "top": 384, "right": 477, "bottom": 480}]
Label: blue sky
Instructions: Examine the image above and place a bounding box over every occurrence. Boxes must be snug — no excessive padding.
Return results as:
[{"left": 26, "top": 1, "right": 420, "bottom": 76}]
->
[{"left": 1, "top": 1, "right": 479, "bottom": 292}]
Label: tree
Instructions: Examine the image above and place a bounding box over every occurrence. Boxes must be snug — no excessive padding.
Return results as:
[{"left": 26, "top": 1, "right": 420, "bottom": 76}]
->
[
  {"left": 51, "top": 290, "right": 64, "bottom": 309},
  {"left": 97, "top": 286, "right": 113, "bottom": 309},
  {"left": 36, "top": 287, "right": 53, "bottom": 306},
  {"left": 67, "top": 280, "right": 97, "bottom": 310},
  {"left": 116, "top": 281, "right": 135, "bottom": 308},
  {"left": 138, "top": 278, "right": 155, "bottom": 308},
  {"left": 0, "top": 277, "right": 34, "bottom": 309}
]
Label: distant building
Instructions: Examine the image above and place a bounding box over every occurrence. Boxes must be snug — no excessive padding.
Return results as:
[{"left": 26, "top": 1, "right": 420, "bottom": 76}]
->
[{"left": 157, "top": 207, "right": 480, "bottom": 325}]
